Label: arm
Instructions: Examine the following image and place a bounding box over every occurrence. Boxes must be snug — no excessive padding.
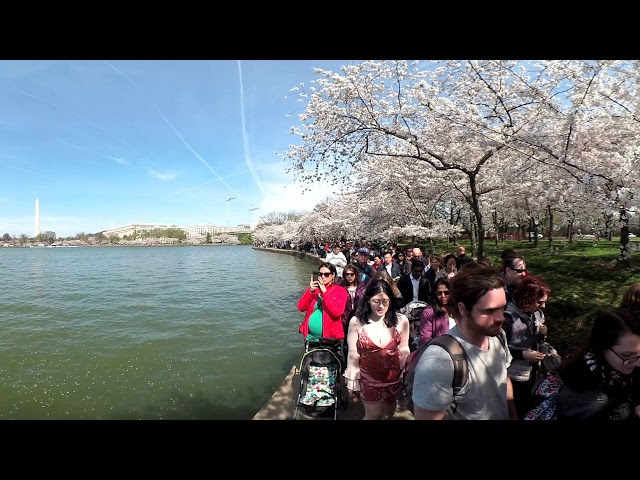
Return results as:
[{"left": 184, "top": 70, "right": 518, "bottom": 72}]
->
[
  {"left": 419, "top": 306, "right": 436, "bottom": 345},
  {"left": 414, "top": 404, "right": 448, "bottom": 420},
  {"left": 321, "top": 285, "right": 348, "bottom": 319},
  {"left": 397, "top": 313, "right": 411, "bottom": 369},
  {"left": 412, "top": 345, "right": 456, "bottom": 420},
  {"left": 296, "top": 288, "right": 316, "bottom": 312},
  {"left": 506, "top": 376, "right": 519, "bottom": 420},
  {"left": 343, "top": 317, "right": 361, "bottom": 394},
  {"left": 503, "top": 311, "right": 526, "bottom": 360}
]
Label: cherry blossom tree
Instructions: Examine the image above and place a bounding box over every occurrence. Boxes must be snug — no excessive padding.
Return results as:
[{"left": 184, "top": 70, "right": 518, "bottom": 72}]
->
[{"left": 280, "top": 60, "right": 640, "bottom": 261}]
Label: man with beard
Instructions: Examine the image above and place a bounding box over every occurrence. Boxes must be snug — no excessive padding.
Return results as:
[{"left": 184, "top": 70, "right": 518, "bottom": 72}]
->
[{"left": 411, "top": 263, "right": 518, "bottom": 420}]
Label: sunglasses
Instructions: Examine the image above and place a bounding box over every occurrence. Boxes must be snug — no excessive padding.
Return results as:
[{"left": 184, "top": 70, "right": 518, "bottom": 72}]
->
[
  {"left": 510, "top": 267, "right": 527, "bottom": 274},
  {"left": 317, "top": 271, "right": 333, "bottom": 278},
  {"left": 344, "top": 272, "right": 356, "bottom": 276},
  {"left": 435, "top": 290, "right": 451, "bottom": 296}
]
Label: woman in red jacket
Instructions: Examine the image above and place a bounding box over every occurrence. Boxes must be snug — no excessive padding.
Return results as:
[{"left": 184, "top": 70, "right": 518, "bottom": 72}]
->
[{"left": 297, "top": 262, "right": 348, "bottom": 342}]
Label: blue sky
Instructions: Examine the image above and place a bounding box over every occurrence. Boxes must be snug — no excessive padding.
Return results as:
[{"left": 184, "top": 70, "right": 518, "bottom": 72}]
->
[{"left": 0, "top": 60, "right": 352, "bottom": 238}]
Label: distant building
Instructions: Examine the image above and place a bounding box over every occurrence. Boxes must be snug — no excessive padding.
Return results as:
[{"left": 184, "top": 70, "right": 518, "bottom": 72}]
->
[{"left": 102, "top": 222, "right": 251, "bottom": 239}]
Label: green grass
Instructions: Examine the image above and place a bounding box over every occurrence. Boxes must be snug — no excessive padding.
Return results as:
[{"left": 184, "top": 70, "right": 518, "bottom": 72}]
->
[{"left": 402, "top": 238, "right": 640, "bottom": 359}]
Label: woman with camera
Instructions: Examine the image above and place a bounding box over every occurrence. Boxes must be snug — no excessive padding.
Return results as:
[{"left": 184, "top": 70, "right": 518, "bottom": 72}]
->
[{"left": 297, "top": 262, "right": 348, "bottom": 343}]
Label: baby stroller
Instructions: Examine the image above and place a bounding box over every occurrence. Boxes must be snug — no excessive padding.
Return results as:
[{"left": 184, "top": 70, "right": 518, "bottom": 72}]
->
[
  {"left": 400, "top": 301, "right": 429, "bottom": 352},
  {"left": 291, "top": 337, "right": 347, "bottom": 420}
]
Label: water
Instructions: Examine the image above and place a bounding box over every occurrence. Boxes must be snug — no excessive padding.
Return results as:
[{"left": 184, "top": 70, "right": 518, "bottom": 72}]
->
[{"left": 0, "top": 245, "right": 317, "bottom": 419}]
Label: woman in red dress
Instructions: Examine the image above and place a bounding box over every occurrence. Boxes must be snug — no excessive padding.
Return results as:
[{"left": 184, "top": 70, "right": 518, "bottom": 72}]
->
[{"left": 343, "top": 280, "right": 410, "bottom": 419}]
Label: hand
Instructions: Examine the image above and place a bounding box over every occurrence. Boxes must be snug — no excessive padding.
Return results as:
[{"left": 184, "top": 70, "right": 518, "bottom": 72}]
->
[
  {"left": 318, "top": 279, "right": 327, "bottom": 294},
  {"left": 523, "top": 349, "right": 546, "bottom": 363},
  {"left": 309, "top": 274, "right": 319, "bottom": 292},
  {"left": 538, "top": 324, "right": 548, "bottom": 337}
]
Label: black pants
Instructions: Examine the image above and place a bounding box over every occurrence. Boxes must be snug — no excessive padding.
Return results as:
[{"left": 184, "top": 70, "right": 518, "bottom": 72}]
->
[{"left": 512, "top": 376, "right": 537, "bottom": 419}]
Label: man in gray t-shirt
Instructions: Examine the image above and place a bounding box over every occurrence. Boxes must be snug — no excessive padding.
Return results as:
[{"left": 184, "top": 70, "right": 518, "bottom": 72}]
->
[{"left": 412, "top": 263, "right": 518, "bottom": 420}]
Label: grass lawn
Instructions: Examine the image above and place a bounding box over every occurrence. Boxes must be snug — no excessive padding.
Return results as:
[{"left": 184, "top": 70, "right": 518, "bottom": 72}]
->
[{"left": 407, "top": 237, "right": 640, "bottom": 359}]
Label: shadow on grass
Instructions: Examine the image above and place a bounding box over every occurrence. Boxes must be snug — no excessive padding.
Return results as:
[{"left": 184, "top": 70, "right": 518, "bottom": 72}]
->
[{"left": 482, "top": 240, "right": 640, "bottom": 358}]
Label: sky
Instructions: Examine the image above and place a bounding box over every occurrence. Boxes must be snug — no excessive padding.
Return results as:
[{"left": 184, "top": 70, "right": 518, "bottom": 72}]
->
[{"left": 0, "top": 60, "right": 353, "bottom": 238}]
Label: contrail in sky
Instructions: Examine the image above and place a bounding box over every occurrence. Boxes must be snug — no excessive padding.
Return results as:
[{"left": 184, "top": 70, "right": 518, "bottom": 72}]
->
[
  {"left": 156, "top": 108, "right": 240, "bottom": 199},
  {"left": 19, "top": 90, "right": 130, "bottom": 148},
  {"left": 237, "top": 61, "right": 269, "bottom": 197},
  {"left": 105, "top": 60, "right": 242, "bottom": 202},
  {"left": 2, "top": 162, "right": 57, "bottom": 181},
  {"left": 172, "top": 162, "right": 281, "bottom": 195}
]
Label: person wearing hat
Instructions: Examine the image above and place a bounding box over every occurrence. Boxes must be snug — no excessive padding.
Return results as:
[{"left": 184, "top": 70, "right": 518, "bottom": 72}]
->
[{"left": 353, "top": 247, "right": 376, "bottom": 286}]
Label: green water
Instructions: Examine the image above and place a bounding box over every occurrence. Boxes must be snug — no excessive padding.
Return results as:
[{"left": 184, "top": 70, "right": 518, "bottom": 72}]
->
[{"left": 0, "top": 245, "right": 316, "bottom": 419}]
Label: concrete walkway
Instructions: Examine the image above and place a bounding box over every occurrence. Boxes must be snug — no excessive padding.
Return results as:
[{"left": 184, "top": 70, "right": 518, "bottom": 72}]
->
[{"left": 252, "top": 364, "right": 414, "bottom": 420}]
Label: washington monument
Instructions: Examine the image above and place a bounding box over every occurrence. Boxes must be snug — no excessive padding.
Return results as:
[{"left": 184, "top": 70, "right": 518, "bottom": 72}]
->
[{"left": 35, "top": 197, "right": 40, "bottom": 237}]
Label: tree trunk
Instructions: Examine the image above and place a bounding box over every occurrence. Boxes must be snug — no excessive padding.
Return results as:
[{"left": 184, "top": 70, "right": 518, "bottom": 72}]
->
[
  {"left": 547, "top": 204, "right": 554, "bottom": 245},
  {"left": 618, "top": 206, "right": 631, "bottom": 265}
]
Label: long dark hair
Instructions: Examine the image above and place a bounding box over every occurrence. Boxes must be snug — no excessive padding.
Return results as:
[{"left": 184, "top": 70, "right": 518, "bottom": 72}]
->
[
  {"left": 433, "top": 277, "right": 452, "bottom": 317},
  {"left": 339, "top": 264, "right": 361, "bottom": 288},
  {"left": 558, "top": 307, "right": 640, "bottom": 389},
  {"left": 354, "top": 280, "right": 398, "bottom": 328}
]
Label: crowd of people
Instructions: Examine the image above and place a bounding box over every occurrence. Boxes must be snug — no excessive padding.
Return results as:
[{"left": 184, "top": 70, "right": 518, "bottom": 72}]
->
[{"left": 294, "top": 240, "right": 640, "bottom": 420}]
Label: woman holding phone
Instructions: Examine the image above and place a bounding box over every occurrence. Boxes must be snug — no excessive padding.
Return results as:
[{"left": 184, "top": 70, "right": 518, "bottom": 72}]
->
[{"left": 297, "top": 262, "right": 348, "bottom": 343}]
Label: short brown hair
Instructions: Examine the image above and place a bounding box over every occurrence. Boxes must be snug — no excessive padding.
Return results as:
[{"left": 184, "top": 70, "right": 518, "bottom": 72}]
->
[{"left": 450, "top": 263, "right": 505, "bottom": 321}]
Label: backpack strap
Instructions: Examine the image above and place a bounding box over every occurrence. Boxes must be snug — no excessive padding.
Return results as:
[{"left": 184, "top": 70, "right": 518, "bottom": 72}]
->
[{"left": 428, "top": 334, "right": 468, "bottom": 396}]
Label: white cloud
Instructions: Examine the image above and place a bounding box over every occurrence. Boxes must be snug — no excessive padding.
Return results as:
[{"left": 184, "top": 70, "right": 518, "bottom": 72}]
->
[
  {"left": 147, "top": 169, "right": 177, "bottom": 181},
  {"left": 259, "top": 182, "right": 331, "bottom": 215}
]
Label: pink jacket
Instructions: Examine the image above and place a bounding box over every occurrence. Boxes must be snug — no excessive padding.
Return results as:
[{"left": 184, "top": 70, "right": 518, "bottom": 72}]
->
[
  {"left": 419, "top": 304, "right": 450, "bottom": 345},
  {"left": 297, "top": 283, "right": 348, "bottom": 340}
]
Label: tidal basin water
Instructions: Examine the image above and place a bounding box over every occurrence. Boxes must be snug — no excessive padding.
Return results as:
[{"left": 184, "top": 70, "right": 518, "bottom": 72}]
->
[{"left": 0, "top": 245, "right": 316, "bottom": 419}]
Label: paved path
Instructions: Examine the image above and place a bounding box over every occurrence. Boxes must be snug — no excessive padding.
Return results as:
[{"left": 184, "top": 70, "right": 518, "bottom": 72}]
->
[
  {"left": 252, "top": 246, "right": 414, "bottom": 420},
  {"left": 252, "top": 364, "right": 414, "bottom": 420}
]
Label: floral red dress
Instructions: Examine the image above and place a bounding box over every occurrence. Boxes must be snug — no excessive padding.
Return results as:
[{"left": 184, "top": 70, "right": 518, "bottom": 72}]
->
[{"left": 357, "top": 326, "right": 403, "bottom": 403}]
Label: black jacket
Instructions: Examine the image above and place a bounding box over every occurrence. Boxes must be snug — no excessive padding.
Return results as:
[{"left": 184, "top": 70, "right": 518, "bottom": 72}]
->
[{"left": 397, "top": 272, "right": 433, "bottom": 306}]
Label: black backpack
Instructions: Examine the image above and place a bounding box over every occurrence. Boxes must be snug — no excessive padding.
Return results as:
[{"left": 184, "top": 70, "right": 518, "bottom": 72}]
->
[{"left": 403, "top": 333, "right": 507, "bottom": 415}]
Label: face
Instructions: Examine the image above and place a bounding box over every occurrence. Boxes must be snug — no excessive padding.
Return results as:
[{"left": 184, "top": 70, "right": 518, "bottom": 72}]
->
[
  {"left": 369, "top": 292, "right": 391, "bottom": 316},
  {"left": 604, "top": 333, "right": 640, "bottom": 375},
  {"left": 435, "top": 284, "right": 451, "bottom": 305},
  {"left": 411, "top": 265, "right": 424, "bottom": 279},
  {"left": 459, "top": 288, "right": 507, "bottom": 337},
  {"left": 318, "top": 267, "right": 335, "bottom": 285},
  {"left": 529, "top": 294, "right": 548, "bottom": 313},
  {"left": 384, "top": 253, "right": 392, "bottom": 264},
  {"left": 344, "top": 269, "right": 356, "bottom": 283},
  {"left": 505, "top": 259, "right": 527, "bottom": 287},
  {"left": 430, "top": 256, "right": 440, "bottom": 268},
  {"left": 446, "top": 258, "right": 456, "bottom": 271},
  {"left": 333, "top": 246, "right": 340, "bottom": 254},
  {"left": 358, "top": 253, "right": 369, "bottom": 264},
  {"left": 398, "top": 253, "right": 405, "bottom": 262}
]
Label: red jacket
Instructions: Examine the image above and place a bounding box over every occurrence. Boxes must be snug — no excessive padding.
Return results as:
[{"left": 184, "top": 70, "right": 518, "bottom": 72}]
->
[{"left": 297, "top": 283, "right": 348, "bottom": 340}]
